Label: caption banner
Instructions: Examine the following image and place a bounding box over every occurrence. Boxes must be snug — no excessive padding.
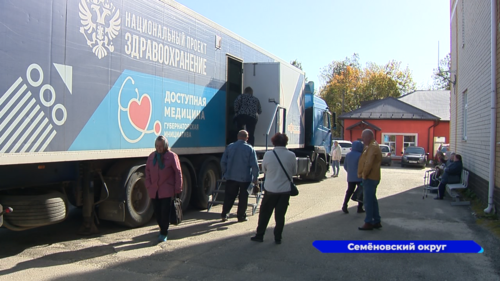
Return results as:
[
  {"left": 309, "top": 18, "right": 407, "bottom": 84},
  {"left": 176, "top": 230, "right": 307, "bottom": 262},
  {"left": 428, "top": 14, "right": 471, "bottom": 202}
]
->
[{"left": 313, "top": 240, "right": 483, "bottom": 253}]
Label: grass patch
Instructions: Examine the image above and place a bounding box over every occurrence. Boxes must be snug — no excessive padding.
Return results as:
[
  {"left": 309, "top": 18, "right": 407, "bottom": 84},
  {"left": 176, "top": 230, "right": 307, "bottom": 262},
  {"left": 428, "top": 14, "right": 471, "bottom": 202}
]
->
[{"left": 460, "top": 189, "right": 500, "bottom": 238}]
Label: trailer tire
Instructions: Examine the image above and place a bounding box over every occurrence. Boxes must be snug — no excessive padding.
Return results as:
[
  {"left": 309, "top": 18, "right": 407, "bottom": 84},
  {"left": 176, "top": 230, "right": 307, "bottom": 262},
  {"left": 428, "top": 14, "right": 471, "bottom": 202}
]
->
[
  {"left": 0, "top": 191, "right": 67, "bottom": 228},
  {"left": 180, "top": 163, "right": 193, "bottom": 211},
  {"left": 123, "top": 169, "right": 154, "bottom": 228},
  {"left": 192, "top": 157, "right": 220, "bottom": 210},
  {"left": 313, "top": 158, "right": 327, "bottom": 181}
]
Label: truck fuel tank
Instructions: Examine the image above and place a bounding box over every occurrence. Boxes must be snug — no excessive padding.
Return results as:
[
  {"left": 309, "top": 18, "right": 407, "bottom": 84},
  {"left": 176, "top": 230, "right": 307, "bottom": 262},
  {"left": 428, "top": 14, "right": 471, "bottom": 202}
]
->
[{"left": 296, "top": 157, "right": 311, "bottom": 177}]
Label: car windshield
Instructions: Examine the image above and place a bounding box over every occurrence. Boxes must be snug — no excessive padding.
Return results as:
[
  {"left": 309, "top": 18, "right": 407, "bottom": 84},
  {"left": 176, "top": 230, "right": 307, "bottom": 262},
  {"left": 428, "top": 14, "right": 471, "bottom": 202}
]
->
[
  {"left": 338, "top": 143, "right": 351, "bottom": 148},
  {"left": 406, "top": 147, "right": 424, "bottom": 154},
  {"left": 381, "top": 146, "right": 390, "bottom": 152}
]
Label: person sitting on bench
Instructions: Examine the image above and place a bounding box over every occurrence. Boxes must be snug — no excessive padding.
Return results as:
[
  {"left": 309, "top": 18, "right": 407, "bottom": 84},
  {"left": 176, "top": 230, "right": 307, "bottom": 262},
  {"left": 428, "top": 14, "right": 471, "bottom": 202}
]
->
[
  {"left": 429, "top": 152, "right": 446, "bottom": 187},
  {"left": 435, "top": 154, "right": 463, "bottom": 200}
]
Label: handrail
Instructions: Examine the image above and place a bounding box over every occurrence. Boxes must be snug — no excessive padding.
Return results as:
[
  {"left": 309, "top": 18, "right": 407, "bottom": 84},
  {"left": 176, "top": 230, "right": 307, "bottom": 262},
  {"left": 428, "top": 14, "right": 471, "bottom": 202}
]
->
[
  {"left": 265, "top": 104, "right": 282, "bottom": 151},
  {"left": 266, "top": 104, "right": 281, "bottom": 136}
]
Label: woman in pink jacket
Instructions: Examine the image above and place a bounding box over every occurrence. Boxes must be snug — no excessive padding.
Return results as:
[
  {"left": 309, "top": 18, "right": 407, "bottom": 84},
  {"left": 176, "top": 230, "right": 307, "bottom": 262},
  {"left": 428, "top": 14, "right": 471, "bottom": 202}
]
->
[{"left": 146, "top": 136, "right": 183, "bottom": 243}]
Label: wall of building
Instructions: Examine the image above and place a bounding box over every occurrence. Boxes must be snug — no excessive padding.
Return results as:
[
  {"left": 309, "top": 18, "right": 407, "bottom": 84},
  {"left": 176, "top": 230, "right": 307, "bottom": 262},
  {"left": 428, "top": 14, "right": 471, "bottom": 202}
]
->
[
  {"left": 434, "top": 122, "right": 450, "bottom": 144},
  {"left": 342, "top": 119, "right": 439, "bottom": 156},
  {"left": 495, "top": 0, "right": 500, "bottom": 202},
  {"left": 450, "top": 0, "right": 500, "bottom": 208},
  {"left": 451, "top": 0, "right": 492, "bottom": 180}
]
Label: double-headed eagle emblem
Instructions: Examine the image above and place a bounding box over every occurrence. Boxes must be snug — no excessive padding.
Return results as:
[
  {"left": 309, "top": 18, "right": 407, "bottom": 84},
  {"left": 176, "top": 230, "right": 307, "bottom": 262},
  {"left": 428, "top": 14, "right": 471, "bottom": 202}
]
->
[{"left": 79, "top": 0, "right": 121, "bottom": 59}]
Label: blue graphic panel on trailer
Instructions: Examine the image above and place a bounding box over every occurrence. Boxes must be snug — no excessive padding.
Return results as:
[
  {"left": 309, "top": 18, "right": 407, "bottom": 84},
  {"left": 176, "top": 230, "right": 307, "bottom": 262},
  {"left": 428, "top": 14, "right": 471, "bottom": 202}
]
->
[{"left": 70, "top": 70, "right": 225, "bottom": 150}]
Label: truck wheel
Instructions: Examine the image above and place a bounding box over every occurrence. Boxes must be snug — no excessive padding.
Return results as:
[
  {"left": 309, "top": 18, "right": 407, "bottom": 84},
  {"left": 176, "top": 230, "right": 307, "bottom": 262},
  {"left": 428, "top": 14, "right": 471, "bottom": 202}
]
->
[
  {"left": 0, "top": 191, "right": 67, "bottom": 228},
  {"left": 313, "top": 158, "right": 327, "bottom": 181},
  {"left": 123, "top": 169, "right": 154, "bottom": 228},
  {"left": 180, "top": 163, "right": 193, "bottom": 211},
  {"left": 192, "top": 157, "right": 220, "bottom": 210}
]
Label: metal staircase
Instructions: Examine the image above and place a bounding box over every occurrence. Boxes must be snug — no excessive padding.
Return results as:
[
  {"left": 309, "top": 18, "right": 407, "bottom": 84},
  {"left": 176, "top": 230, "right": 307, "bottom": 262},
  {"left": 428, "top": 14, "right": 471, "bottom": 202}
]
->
[{"left": 206, "top": 176, "right": 263, "bottom": 216}]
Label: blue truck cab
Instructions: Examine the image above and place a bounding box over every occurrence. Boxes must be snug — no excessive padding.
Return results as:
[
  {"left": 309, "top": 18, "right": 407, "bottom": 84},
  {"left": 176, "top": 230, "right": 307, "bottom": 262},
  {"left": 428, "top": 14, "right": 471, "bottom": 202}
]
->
[{"left": 291, "top": 82, "right": 333, "bottom": 180}]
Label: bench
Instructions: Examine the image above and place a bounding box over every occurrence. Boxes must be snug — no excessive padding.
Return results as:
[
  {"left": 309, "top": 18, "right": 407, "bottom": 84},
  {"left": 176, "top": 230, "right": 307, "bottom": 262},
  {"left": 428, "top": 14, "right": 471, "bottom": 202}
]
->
[{"left": 445, "top": 170, "right": 470, "bottom": 206}]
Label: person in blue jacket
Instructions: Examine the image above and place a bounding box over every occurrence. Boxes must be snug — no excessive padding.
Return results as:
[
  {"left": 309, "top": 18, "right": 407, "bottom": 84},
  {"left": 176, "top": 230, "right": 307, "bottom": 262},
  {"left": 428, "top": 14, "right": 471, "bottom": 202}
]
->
[{"left": 341, "top": 140, "right": 365, "bottom": 213}]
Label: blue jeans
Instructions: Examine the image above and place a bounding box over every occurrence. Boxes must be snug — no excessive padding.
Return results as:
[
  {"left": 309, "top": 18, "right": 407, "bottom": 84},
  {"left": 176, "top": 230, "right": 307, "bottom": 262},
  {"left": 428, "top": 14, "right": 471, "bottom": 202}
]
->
[
  {"left": 362, "top": 179, "right": 381, "bottom": 224},
  {"left": 332, "top": 160, "right": 340, "bottom": 175}
]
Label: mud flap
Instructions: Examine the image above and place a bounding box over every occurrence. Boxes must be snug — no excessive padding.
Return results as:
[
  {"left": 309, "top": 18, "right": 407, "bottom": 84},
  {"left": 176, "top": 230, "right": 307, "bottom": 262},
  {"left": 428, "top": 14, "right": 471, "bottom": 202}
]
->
[{"left": 98, "top": 200, "right": 125, "bottom": 222}]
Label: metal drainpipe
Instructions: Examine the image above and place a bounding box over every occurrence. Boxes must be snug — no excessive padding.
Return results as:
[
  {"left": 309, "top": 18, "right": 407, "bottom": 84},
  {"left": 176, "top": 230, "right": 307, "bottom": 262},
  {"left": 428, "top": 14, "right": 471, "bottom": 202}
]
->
[{"left": 485, "top": 0, "right": 497, "bottom": 214}]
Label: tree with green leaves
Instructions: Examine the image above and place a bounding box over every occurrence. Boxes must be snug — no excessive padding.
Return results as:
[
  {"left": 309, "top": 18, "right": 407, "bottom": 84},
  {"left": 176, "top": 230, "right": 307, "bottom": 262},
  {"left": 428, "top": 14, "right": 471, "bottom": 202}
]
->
[
  {"left": 319, "top": 53, "right": 416, "bottom": 137},
  {"left": 433, "top": 53, "right": 451, "bottom": 90},
  {"left": 320, "top": 53, "right": 361, "bottom": 85}
]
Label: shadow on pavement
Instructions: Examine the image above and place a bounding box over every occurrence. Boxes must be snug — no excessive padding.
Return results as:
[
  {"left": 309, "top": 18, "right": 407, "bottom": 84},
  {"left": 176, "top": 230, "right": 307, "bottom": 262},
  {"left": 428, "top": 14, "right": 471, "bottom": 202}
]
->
[
  {"left": 0, "top": 231, "right": 157, "bottom": 276},
  {"left": 1, "top": 181, "right": 498, "bottom": 280}
]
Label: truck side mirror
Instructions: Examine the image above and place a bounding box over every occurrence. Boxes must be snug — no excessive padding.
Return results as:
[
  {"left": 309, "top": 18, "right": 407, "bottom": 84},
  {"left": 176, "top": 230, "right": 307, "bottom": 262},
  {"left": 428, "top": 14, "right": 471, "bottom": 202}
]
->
[{"left": 331, "top": 112, "right": 336, "bottom": 130}]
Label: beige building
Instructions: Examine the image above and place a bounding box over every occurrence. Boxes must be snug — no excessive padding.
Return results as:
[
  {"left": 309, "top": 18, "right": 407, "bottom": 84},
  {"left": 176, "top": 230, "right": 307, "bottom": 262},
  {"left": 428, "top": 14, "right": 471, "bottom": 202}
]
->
[{"left": 450, "top": 0, "right": 499, "bottom": 211}]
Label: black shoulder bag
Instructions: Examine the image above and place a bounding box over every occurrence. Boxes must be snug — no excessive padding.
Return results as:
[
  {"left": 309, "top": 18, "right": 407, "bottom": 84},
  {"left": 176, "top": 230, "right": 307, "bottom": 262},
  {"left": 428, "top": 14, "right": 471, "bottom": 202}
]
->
[
  {"left": 170, "top": 194, "right": 183, "bottom": 225},
  {"left": 272, "top": 150, "right": 299, "bottom": 196}
]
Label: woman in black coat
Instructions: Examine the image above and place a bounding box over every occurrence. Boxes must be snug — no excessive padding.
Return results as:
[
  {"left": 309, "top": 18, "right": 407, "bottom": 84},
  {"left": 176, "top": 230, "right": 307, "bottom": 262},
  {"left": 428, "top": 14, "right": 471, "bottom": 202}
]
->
[{"left": 435, "top": 154, "right": 463, "bottom": 200}]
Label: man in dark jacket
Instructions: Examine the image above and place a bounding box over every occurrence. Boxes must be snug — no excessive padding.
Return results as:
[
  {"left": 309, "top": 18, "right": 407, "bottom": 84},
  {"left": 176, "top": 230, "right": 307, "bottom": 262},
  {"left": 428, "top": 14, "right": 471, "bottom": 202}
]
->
[
  {"left": 436, "top": 154, "right": 463, "bottom": 200},
  {"left": 234, "top": 87, "right": 262, "bottom": 146},
  {"left": 341, "top": 141, "right": 364, "bottom": 213}
]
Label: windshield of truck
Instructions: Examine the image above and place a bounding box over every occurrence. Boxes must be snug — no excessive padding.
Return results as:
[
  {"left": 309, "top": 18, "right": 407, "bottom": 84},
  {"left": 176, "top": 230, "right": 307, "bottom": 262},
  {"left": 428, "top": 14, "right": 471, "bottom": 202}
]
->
[{"left": 381, "top": 146, "right": 390, "bottom": 152}]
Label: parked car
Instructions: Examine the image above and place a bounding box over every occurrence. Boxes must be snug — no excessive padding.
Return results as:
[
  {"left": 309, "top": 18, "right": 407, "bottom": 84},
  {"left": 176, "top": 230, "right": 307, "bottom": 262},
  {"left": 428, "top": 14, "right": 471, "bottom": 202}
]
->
[
  {"left": 401, "top": 146, "right": 428, "bottom": 168},
  {"left": 336, "top": 140, "right": 352, "bottom": 162},
  {"left": 379, "top": 144, "right": 392, "bottom": 166},
  {"left": 434, "top": 143, "right": 450, "bottom": 163}
]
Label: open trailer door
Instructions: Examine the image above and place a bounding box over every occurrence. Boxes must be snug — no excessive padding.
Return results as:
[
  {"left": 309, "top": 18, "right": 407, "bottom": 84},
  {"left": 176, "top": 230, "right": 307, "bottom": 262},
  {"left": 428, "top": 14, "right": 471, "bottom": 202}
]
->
[{"left": 242, "top": 62, "right": 305, "bottom": 150}]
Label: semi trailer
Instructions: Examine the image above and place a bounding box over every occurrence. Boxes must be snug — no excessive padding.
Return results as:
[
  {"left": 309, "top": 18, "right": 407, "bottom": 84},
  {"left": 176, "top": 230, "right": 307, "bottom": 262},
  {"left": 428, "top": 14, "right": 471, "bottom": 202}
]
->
[{"left": 0, "top": 0, "right": 333, "bottom": 232}]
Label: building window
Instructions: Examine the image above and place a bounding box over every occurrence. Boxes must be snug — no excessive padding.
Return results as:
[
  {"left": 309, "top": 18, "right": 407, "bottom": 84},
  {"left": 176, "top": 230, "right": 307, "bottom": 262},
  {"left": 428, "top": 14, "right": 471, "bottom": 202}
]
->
[
  {"left": 463, "top": 91, "right": 467, "bottom": 140},
  {"left": 383, "top": 135, "right": 396, "bottom": 156},
  {"left": 403, "top": 135, "right": 417, "bottom": 150}
]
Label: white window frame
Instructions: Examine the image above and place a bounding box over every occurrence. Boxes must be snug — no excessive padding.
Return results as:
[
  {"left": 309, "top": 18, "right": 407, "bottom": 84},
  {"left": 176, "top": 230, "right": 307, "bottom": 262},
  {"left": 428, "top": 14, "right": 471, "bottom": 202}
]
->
[
  {"left": 382, "top": 133, "right": 419, "bottom": 154},
  {"left": 403, "top": 135, "right": 417, "bottom": 149},
  {"left": 462, "top": 90, "right": 468, "bottom": 141},
  {"left": 382, "top": 134, "right": 397, "bottom": 156}
]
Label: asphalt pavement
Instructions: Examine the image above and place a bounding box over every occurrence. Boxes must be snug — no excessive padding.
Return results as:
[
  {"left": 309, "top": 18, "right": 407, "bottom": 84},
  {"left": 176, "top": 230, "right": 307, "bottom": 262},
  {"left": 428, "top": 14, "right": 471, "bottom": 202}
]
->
[{"left": 0, "top": 164, "right": 499, "bottom": 280}]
